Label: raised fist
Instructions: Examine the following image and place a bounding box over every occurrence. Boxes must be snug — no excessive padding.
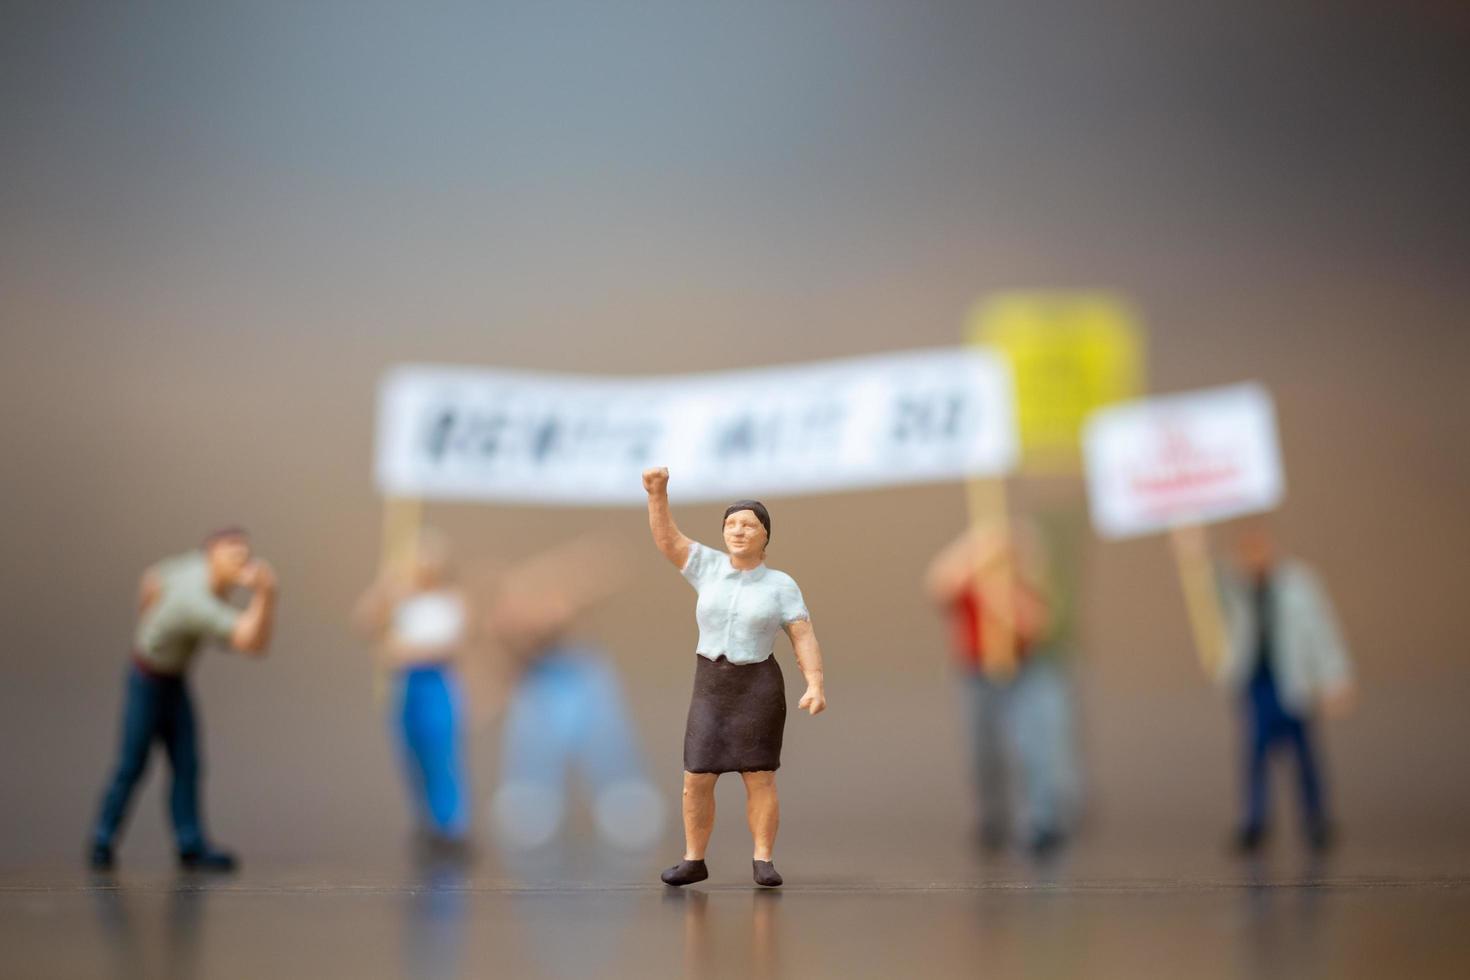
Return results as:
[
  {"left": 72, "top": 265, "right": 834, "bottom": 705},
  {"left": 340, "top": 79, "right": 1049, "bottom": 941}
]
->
[
  {"left": 642, "top": 467, "right": 670, "bottom": 495},
  {"left": 238, "top": 559, "right": 277, "bottom": 592}
]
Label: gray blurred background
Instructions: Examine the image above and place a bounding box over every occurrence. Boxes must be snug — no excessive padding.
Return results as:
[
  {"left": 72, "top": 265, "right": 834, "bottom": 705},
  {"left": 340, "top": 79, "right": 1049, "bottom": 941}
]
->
[{"left": 2, "top": 0, "right": 1467, "bottom": 870}]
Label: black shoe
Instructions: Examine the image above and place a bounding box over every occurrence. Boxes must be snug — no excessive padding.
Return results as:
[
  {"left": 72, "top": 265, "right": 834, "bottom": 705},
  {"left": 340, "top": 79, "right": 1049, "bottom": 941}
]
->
[
  {"left": 1027, "top": 828, "right": 1067, "bottom": 860},
  {"left": 88, "top": 843, "right": 115, "bottom": 872},
  {"left": 178, "top": 846, "right": 238, "bottom": 873},
  {"left": 1232, "top": 826, "right": 1266, "bottom": 855},
  {"left": 975, "top": 821, "right": 1008, "bottom": 854},
  {"left": 1306, "top": 822, "right": 1335, "bottom": 853},
  {"left": 752, "top": 860, "right": 783, "bottom": 887},
  {"left": 660, "top": 859, "right": 708, "bottom": 887},
  {"left": 416, "top": 829, "right": 474, "bottom": 864}
]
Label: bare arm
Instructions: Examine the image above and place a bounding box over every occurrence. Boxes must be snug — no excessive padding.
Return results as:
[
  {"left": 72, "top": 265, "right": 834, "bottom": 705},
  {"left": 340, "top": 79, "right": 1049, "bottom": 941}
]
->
[
  {"left": 138, "top": 569, "right": 162, "bottom": 616},
  {"left": 643, "top": 467, "right": 691, "bottom": 569},
  {"left": 1010, "top": 581, "right": 1051, "bottom": 645},
  {"left": 925, "top": 527, "right": 1047, "bottom": 631},
  {"left": 230, "top": 561, "right": 278, "bottom": 656},
  {"left": 923, "top": 528, "right": 1005, "bottom": 606},
  {"left": 785, "top": 618, "right": 826, "bottom": 716},
  {"left": 351, "top": 570, "right": 399, "bottom": 642},
  {"left": 484, "top": 587, "right": 576, "bottom": 656},
  {"left": 470, "top": 532, "right": 630, "bottom": 655},
  {"left": 494, "top": 531, "right": 630, "bottom": 612}
]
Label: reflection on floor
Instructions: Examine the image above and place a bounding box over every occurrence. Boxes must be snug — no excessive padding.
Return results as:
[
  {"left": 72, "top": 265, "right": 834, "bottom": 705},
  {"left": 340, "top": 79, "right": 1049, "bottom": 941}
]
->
[{"left": 3, "top": 837, "right": 1470, "bottom": 979}]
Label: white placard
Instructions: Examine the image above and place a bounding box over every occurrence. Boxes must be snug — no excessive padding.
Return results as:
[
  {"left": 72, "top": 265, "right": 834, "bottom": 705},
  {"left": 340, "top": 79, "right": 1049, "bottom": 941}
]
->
[
  {"left": 1082, "top": 383, "right": 1284, "bottom": 539},
  {"left": 375, "top": 348, "right": 1018, "bottom": 504}
]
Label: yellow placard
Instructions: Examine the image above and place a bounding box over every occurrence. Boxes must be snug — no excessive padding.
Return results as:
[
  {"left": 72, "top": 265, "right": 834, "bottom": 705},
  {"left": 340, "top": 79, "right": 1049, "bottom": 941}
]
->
[{"left": 966, "top": 292, "right": 1145, "bottom": 473}]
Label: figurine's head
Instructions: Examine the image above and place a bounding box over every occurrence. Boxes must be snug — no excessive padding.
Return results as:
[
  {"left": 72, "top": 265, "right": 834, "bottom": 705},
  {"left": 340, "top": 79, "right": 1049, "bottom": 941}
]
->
[
  {"left": 723, "top": 500, "right": 771, "bottom": 562},
  {"left": 1231, "top": 515, "right": 1277, "bottom": 577},
  {"left": 203, "top": 527, "right": 253, "bottom": 584}
]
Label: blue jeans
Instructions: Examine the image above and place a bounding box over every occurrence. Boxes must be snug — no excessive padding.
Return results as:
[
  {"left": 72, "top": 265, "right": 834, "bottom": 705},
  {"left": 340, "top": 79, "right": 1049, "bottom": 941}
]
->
[
  {"left": 499, "top": 648, "right": 645, "bottom": 795},
  {"left": 93, "top": 664, "right": 206, "bottom": 853},
  {"left": 964, "top": 657, "right": 1078, "bottom": 837},
  {"left": 396, "top": 664, "right": 470, "bottom": 838},
  {"left": 1241, "top": 669, "right": 1326, "bottom": 833}
]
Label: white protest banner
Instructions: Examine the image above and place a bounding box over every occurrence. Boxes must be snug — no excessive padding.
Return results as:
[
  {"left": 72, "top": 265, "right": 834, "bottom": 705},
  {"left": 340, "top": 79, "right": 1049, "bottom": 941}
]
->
[
  {"left": 375, "top": 348, "right": 1018, "bottom": 505},
  {"left": 1082, "top": 383, "right": 1284, "bottom": 539}
]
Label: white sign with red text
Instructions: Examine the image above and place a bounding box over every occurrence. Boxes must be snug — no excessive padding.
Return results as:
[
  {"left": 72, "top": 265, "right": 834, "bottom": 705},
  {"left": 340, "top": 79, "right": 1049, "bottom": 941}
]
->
[
  {"left": 1082, "top": 383, "right": 1284, "bottom": 539},
  {"left": 376, "top": 348, "right": 1018, "bottom": 505}
]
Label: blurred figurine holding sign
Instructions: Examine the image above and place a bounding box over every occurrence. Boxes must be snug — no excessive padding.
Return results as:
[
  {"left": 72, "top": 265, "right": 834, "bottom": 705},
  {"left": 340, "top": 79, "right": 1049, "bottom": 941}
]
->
[
  {"left": 353, "top": 530, "right": 476, "bottom": 855},
  {"left": 1083, "top": 384, "right": 1354, "bottom": 851},
  {"left": 88, "top": 528, "right": 278, "bottom": 872},
  {"left": 925, "top": 515, "right": 1078, "bottom": 857},
  {"left": 643, "top": 466, "right": 826, "bottom": 888},
  {"left": 1176, "top": 520, "right": 1355, "bottom": 853}
]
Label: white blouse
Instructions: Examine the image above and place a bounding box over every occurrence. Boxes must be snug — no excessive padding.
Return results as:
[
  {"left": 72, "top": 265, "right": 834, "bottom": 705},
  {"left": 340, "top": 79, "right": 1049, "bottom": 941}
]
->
[
  {"left": 392, "top": 590, "right": 467, "bottom": 650},
  {"left": 681, "top": 541, "right": 810, "bottom": 665}
]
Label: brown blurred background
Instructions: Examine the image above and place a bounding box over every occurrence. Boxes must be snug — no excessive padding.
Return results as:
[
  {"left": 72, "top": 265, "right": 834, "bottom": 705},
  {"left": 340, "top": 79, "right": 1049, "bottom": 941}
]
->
[{"left": 1, "top": 0, "right": 1467, "bottom": 870}]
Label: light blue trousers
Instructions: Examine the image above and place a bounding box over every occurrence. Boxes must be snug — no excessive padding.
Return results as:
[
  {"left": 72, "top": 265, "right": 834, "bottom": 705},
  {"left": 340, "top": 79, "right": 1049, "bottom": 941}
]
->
[
  {"left": 499, "top": 647, "right": 645, "bottom": 794},
  {"left": 964, "top": 656, "right": 1079, "bottom": 837}
]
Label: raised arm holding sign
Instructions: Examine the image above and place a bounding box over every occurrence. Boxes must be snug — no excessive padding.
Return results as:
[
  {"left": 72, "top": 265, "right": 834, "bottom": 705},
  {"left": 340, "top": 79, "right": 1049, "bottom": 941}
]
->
[
  {"left": 1083, "top": 382, "right": 1285, "bottom": 672},
  {"left": 1082, "top": 383, "right": 1354, "bottom": 854}
]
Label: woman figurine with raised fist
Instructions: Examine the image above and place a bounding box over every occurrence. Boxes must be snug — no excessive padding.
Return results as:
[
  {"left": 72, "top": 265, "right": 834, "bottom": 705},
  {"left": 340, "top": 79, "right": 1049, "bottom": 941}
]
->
[{"left": 642, "top": 466, "right": 827, "bottom": 888}]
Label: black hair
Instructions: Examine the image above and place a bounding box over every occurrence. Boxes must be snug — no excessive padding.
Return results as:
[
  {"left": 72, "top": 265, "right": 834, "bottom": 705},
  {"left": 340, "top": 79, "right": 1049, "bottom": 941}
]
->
[
  {"left": 722, "top": 500, "right": 771, "bottom": 546},
  {"left": 202, "top": 526, "right": 249, "bottom": 548}
]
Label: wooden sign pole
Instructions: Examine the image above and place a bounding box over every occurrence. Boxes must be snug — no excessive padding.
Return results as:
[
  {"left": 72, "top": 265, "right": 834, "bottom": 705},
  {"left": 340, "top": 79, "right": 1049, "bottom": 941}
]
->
[
  {"left": 374, "top": 496, "right": 424, "bottom": 703},
  {"left": 1167, "top": 524, "right": 1228, "bottom": 676},
  {"left": 965, "top": 476, "right": 1018, "bottom": 680}
]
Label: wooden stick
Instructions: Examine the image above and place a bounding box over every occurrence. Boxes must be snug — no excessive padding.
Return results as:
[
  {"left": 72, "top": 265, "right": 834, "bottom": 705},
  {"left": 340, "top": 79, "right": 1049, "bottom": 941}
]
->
[
  {"left": 379, "top": 496, "right": 424, "bottom": 572},
  {"left": 1167, "top": 524, "right": 1228, "bottom": 675},
  {"left": 965, "top": 477, "right": 1018, "bottom": 679},
  {"left": 373, "top": 496, "right": 424, "bottom": 704}
]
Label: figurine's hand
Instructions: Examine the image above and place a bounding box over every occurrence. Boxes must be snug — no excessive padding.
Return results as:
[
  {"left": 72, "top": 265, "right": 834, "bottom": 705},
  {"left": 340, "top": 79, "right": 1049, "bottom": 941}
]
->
[
  {"left": 238, "top": 559, "right": 277, "bottom": 592},
  {"left": 642, "top": 467, "right": 670, "bottom": 496},
  {"left": 798, "top": 685, "right": 826, "bottom": 716},
  {"left": 1319, "top": 681, "right": 1357, "bottom": 720}
]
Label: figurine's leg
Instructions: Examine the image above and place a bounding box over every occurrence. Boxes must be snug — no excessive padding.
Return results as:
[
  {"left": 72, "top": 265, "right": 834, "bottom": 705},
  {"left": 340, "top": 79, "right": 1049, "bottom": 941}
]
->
[
  {"left": 426, "top": 669, "right": 471, "bottom": 839},
  {"left": 573, "top": 654, "right": 647, "bottom": 792},
  {"left": 565, "top": 653, "right": 663, "bottom": 850},
  {"left": 1285, "top": 716, "right": 1328, "bottom": 841},
  {"left": 681, "top": 771, "right": 718, "bottom": 860},
  {"left": 966, "top": 673, "right": 1010, "bottom": 846},
  {"left": 161, "top": 679, "right": 205, "bottom": 854},
  {"left": 740, "top": 770, "right": 779, "bottom": 861},
  {"left": 92, "top": 667, "right": 162, "bottom": 852},
  {"left": 1009, "top": 660, "right": 1069, "bottom": 853},
  {"left": 492, "top": 663, "right": 570, "bottom": 850},
  {"left": 1241, "top": 702, "right": 1274, "bottom": 836},
  {"left": 402, "top": 667, "right": 469, "bottom": 840}
]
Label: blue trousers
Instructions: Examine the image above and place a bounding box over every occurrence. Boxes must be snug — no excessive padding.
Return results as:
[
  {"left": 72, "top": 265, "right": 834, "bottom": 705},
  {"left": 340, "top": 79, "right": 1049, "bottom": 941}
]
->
[
  {"left": 396, "top": 664, "right": 470, "bottom": 838},
  {"left": 93, "top": 664, "right": 206, "bottom": 853},
  {"left": 1241, "top": 669, "right": 1326, "bottom": 833},
  {"left": 499, "top": 648, "right": 645, "bottom": 793}
]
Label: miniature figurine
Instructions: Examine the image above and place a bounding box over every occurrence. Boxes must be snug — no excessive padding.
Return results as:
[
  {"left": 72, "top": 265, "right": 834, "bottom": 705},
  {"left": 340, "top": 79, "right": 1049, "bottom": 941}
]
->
[
  {"left": 88, "top": 527, "right": 278, "bottom": 872},
  {"left": 353, "top": 529, "right": 474, "bottom": 856},
  {"left": 1178, "top": 519, "right": 1355, "bottom": 853},
  {"left": 643, "top": 467, "right": 826, "bottom": 888},
  {"left": 485, "top": 535, "right": 663, "bottom": 854},
  {"left": 925, "top": 514, "right": 1081, "bottom": 858}
]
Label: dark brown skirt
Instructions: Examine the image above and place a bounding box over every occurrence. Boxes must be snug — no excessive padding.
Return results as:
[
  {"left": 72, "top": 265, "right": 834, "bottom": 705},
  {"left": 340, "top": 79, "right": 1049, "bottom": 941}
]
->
[{"left": 683, "top": 654, "right": 786, "bottom": 774}]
